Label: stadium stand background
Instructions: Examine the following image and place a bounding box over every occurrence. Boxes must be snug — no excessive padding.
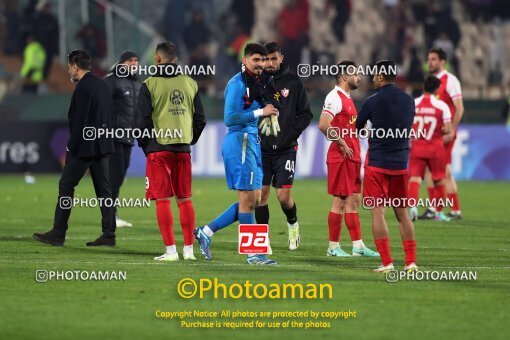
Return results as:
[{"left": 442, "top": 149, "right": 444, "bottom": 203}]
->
[{"left": 1, "top": 0, "right": 509, "bottom": 122}]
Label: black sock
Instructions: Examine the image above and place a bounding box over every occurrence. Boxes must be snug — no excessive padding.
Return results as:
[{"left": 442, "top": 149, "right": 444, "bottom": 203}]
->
[
  {"left": 255, "top": 204, "right": 270, "bottom": 224},
  {"left": 281, "top": 203, "right": 297, "bottom": 224}
]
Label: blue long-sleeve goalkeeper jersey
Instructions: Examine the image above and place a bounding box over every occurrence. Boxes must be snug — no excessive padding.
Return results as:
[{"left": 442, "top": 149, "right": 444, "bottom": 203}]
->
[
  {"left": 221, "top": 72, "right": 263, "bottom": 191},
  {"left": 224, "top": 72, "right": 261, "bottom": 135}
]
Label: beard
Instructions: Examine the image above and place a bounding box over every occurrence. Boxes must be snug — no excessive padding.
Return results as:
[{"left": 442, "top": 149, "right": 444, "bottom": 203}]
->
[
  {"left": 349, "top": 82, "right": 359, "bottom": 90},
  {"left": 265, "top": 65, "right": 280, "bottom": 74},
  {"left": 429, "top": 66, "right": 439, "bottom": 74}
]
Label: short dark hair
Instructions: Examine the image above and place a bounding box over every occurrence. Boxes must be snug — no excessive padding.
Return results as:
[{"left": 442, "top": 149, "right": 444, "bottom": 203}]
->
[
  {"left": 335, "top": 60, "right": 356, "bottom": 82},
  {"left": 244, "top": 43, "right": 267, "bottom": 57},
  {"left": 264, "top": 42, "right": 281, "bottom": 54},
  {"left": 428, "top": 48, "right": 447, "bottom": 61},
  {"left": 423, "top": 75, "right": 441, "bottom": 93},
  {"left": 67, "top": 49, "right": 91, "bottom": 70},
  {"left": 374, "top": 60, "right": 397, "bottom": 82},
  {"left": 156, "top": 42, "right": 177, "bottom": 61}
]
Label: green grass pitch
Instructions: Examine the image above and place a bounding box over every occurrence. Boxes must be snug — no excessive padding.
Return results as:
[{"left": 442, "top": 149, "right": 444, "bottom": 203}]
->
[{"left": 1, "top": 175, "right": 509, "bottom": 339}]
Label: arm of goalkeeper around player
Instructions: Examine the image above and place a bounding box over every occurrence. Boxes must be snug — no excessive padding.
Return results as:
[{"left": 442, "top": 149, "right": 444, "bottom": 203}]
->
[
  {"left": 318, "top": 111, "right": 353, "bottom": 159},
  {"left": 224, "top": 79, "right": 278, "bottom": 127}
]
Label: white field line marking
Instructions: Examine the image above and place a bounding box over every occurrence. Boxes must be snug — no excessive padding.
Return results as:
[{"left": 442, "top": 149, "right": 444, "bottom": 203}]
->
[
  {"left": 2, "top": 260, "right": 509, "bottom": 270},
  {"left": 4, "top": 234, "right": 510, "bottom": 251},
  {"left": 7, "top": 235, "right": 510, "bottom": 252}
]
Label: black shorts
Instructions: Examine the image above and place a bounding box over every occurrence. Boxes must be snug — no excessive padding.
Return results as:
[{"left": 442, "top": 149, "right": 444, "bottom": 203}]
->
[{"left": 262, "top": 147, "right": 297, "bottom": 188}]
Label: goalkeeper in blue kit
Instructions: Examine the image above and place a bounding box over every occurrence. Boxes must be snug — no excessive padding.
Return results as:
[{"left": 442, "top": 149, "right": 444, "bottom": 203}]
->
[{"left": 194, "top": 43, "right": 279, "bottom": 265}]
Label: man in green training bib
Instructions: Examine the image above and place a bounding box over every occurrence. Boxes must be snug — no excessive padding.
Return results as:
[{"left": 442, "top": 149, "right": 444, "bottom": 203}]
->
[{"left": 135, "top": 42, "right": 207, "bottom": 261}]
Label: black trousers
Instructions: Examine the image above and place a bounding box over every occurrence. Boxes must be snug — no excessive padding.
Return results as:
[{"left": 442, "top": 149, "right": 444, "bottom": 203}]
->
[
  {"left": 52, "top": 152, "right": 116, "bottom": 238},
  {"left": 109, "top": 141, "right": 132, "bottom": 216},
  {"left": 43, "top": 53, "right": 55, "bottom": 80}
]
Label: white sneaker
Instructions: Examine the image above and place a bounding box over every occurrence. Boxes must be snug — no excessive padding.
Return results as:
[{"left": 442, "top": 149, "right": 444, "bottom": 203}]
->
[
  {"left": 183, "top": 247, "right": 196, "bottom": 260},
  {"left": 288, "top": 222, "right": 300, "bottom": 250},
  {"left": 116, "top": 218, "right": 133, "bottom": 228},
  {"left": 154, "top": 252, "right": 179, "bottom": 261},
  {"left": 404, "top": 263, "right": 418, "bottom": 272},
  {"left": 373, "top": 263, "right": 395, "bottom": 272}
]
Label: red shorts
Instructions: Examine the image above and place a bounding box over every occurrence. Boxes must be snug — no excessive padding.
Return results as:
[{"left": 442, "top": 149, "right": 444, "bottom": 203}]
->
[
  {"left": 327, "top": 159, "right": 361, "bottom": 198},
  {"left": 409, "top": 154, "right": 446, "bottom": 181},
  {"left": 444, "top": 134, "right": 456, "bottom": 165},
  {"left": 145, "top": 151, "right": 192, "bottom": 200},
  {"left": 363, "top": 167, "right": 409, "bottom": 207}
]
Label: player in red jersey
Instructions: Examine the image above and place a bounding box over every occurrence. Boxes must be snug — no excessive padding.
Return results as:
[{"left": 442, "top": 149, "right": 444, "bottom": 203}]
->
[
  {"left": 318, "top": 61, "right": 379, "bottom": 258},
  {"left": 419, "top": 48, "right": 464, "bottom": 220},
  {"left": 408, "top": 76, "right": 452, "bottom": 222}
]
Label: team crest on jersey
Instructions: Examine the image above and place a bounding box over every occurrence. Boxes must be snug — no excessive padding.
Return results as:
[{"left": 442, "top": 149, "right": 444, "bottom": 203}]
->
[{"left": 281, "top": 88, "right": 289, "bottom": 97}]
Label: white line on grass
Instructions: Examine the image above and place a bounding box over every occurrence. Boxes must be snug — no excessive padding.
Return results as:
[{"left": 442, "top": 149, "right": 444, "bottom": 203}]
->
[{"left": 2, "top": 259, "right": 509, "bottom": 270}]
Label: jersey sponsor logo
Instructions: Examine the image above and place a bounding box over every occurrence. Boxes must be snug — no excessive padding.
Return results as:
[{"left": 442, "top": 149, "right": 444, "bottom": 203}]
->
[
  {"left": 238, "top": 224, "right": 270, "bottom": 254},
  {"left": 281, "top": 88, "right": 289, "bottom": 97}
]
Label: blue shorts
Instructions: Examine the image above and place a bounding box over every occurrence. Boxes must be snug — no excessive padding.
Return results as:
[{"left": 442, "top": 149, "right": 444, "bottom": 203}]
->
[{"left": 222, "top": 132, "right": 263, "bottom": 191}]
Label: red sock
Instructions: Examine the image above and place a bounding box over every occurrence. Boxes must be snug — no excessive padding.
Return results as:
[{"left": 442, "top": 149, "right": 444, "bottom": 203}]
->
[
  {"left": 435, "top": 185, "right": 446, "bottom": 212},
  {"left": 408, "top": 182, "right": 420, "bottom": 202},
  {"left": 403, "top": 240, "right": 417, "bottom": 266},
  {"left": 156, "top": 200, "right": 174, "bottom": 246},
  {"left": 178, "top": 200, "right": 195, "bottom": 246},
  {"left": 448, "top": 193, "right": 460, "bottom": 212},
  {"left": 328, "top": 211, "right": 343, "bottom": 242},
  {"left": 345, "top": 213, "right": 362, "bottom": 241},
  {"left": 375, "top": 238, "right": 393, "bottom": 266},
  {"left": 427, "top": 187, "right": 436, "bottom": 201}
]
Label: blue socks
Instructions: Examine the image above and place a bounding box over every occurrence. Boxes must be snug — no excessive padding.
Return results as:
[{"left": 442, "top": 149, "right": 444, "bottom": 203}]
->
[
  {"left": 238, "top": 212, "right": 255, "bottom": 224},
  {"left": 209, "top": 202, "right": 239, "bottom": 232},
  {"left": 207, "top": 202, "right": 256, "bottom": 232}
]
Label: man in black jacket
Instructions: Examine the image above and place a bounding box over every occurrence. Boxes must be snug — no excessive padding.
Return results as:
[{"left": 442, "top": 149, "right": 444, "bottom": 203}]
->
[
  {"left": 255, "top": 42, "right": 313, "bottom": 251},
  {"left": 104, "top": 51, "right": 141, "bottom": 228},
  {"left": 33, "top": 49, "right": 116, "bottom": 247}
]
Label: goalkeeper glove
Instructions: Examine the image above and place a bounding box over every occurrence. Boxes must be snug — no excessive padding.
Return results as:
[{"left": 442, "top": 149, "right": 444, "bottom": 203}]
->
[
  {"left": 259, "top": 117, "right": 271, "bottom": 136},
  {"left": 270, "top": 115, "right": 280, "bottom": 137}
]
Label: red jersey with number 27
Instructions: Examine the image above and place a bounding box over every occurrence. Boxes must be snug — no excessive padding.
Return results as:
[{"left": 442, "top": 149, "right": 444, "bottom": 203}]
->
[{"left": 411, "top": 94, "right": 451, "bottom": 158}]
